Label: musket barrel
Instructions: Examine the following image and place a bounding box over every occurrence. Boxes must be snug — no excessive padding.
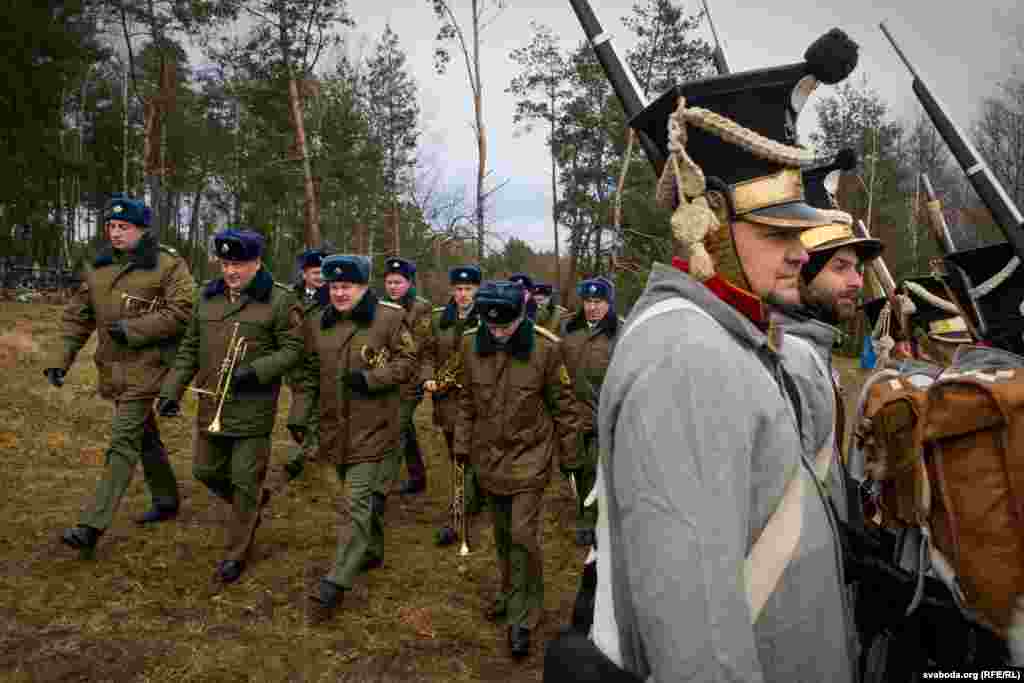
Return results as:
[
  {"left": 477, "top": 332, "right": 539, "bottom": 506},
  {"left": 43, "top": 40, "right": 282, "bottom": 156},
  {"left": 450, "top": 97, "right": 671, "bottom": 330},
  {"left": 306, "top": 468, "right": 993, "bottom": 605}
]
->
[
  {"left": 567, "top": 0, "right": 664, "bottom": 170},
  {"left": 920, "top": 173, "right": 958, "bottom": 254},
  {"left": 851, "top": 219, "right": 897, "bottom": 297},
  {"left": 882, "top": 22, "right": 1024, "bottom": 260}
]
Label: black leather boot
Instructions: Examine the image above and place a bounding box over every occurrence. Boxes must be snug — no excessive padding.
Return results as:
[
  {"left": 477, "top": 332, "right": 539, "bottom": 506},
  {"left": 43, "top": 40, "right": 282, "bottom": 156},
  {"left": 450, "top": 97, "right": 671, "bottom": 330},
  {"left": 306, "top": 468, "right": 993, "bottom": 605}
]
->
[
  {"left": 61, "top": 525, "right": 102, "bottom": 554},
  {"left": 509, "top": 625, "right": 531, "bottom": 658},
  {"left": 308, "top": 578, "right": 344, "bottom": 623}
]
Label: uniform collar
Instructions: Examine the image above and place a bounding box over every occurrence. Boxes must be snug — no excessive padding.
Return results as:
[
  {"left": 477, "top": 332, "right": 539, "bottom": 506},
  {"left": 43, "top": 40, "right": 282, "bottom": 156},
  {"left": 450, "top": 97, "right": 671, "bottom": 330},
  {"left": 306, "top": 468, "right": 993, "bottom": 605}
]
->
[
  {"left": 475, "top": 317, "right": 535, "bottom": 360},
  {"left": 322, "top": 288, "right": 378, "bottom": 329},
  {"left": 671, "top": 257, "right": 768, "bottom": 329},
  {"left": 93, "top": 231, "right": 159, "bottom": 270},
  {"left": 202, "top": 267, "right": 274, "bottom": 302}
]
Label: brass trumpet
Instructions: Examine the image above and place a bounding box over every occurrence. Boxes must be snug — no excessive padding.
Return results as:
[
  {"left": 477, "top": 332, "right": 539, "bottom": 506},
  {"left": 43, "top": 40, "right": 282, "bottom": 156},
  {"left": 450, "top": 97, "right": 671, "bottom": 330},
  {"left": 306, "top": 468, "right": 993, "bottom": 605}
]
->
[
  {"left": 360, "top": 344, "right": 390, "bottom": 369},
  {"left": 121, "top": 291, "right": 163, "bottom": 315},
  {"left": 433, "top": 351, "right": 463, "bottom": 394},
  {"left": 187, "top": 322, "right": 248, "bottom": 433}
]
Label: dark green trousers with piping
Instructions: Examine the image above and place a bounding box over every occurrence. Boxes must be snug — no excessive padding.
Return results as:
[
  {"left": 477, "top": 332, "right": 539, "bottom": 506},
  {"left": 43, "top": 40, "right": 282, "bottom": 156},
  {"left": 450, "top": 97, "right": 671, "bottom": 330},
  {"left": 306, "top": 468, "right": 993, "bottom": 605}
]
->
[
  {"left": 79, "top": 399, "right": 179, "bottom": 530},
  {"left": 489, "top": 488, "right": 545, "bottom": 630},
  {"left": 328, "top": 459, "right": 387, "bottom": 588},
  {"left": 192, "top": 431, "right": 270, "bottom": 562}
]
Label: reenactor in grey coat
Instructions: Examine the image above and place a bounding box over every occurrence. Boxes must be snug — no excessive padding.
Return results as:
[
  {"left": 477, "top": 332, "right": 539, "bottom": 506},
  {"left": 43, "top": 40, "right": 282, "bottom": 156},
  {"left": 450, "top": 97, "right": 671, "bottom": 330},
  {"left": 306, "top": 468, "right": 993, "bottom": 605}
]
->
[
  {"left": 49, "top": 194, "right": 196, "bottom": 555},
  {"left": 159, "top": 228, "right": 303, "bottom": 584}
]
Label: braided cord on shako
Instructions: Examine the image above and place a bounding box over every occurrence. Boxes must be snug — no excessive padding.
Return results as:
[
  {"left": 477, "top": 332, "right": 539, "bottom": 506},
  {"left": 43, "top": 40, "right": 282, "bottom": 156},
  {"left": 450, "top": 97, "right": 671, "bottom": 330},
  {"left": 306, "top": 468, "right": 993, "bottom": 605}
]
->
[{"left": 657, "top": 97, "right": 816, "bottom": 281}]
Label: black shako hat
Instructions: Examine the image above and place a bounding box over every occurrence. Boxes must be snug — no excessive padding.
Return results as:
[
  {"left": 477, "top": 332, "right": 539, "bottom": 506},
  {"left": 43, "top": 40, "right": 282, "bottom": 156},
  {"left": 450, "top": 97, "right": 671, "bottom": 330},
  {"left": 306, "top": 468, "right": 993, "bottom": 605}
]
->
[{"left": 630, "top": 28, "right": 859, "bottom": 229}]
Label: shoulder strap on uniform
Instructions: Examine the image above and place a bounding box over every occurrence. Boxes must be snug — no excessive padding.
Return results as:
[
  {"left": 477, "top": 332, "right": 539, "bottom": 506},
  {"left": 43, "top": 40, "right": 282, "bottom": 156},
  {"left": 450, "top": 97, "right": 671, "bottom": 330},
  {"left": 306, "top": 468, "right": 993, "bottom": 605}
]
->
[
  {"left": 463, "top": 325, "right": 479, "bottom": 336},
  {"left": 379, "top": 300, "right": 404, "bottom": 311},
  {"left": 535, "top": 325, "right": 561, "bottom": 343},
  {"left": 158, "top": 243, "right": 179, "bottom": 257},
  {"left": 433, "top": 305, "right": 446, "bottom": 313}
]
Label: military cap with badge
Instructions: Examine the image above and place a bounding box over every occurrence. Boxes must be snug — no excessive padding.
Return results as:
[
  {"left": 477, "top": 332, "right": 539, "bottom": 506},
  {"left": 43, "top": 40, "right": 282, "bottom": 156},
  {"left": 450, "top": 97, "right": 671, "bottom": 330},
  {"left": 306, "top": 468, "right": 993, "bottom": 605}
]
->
[
  {"left": 475, "top": 281, "right": 526, "bottom": 325},
  {"left": 213, "top": 228, "right": 265, "bottom": 262},
  {"left": 321, "top": 254, "right": 371, "bottom": 284},
  {"left": 509, "top": 273, "right": 535, "bottom": 292},
  {"left": 577, "top": 277, "right": 614, "bottom": 304},
  {"left": 385, "top": 257, "right": 416, "bottom": 282},
  {"left": 105, "top": 193, "right": 152, "bottom": 228},
  {"left": 450, "top": 265, "right": 482, "bottom": 285},
  {"left": 299, "top": 248, "right": 327, "bottom": 271}
]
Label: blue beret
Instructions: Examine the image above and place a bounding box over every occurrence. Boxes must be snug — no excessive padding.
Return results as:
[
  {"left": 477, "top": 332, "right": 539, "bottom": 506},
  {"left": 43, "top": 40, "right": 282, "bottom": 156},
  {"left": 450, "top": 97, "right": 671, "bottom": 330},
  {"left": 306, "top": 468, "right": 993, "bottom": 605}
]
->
[
  {"left": 213, "top": 228, "right": 264, "bottom": 261},
  {"left": 105, "top": 194, "right": 151, "bottom": 228},
  {"left": 299, "top": 249, "right": 326, "bottom": 270},
  {"left": 322, "top": 254, "right": 371, "bottom": 284},
  {"left": 509, "top": 273, "right": 534, "bottom": 291},
  {"left": 577, "top": 277, "right": 613, "bottom": 302},
  {"left": 533, "top": 283, "right": 553, "bottom": 296},
  {"left": 384, "top": 256, "right": 416, "bottom": 281},
  {"left": 475, "top": 281, "right": 525, "bottom": 324},
  {"left": 449, "top": 265, "right": 482, "bottom": 285}
]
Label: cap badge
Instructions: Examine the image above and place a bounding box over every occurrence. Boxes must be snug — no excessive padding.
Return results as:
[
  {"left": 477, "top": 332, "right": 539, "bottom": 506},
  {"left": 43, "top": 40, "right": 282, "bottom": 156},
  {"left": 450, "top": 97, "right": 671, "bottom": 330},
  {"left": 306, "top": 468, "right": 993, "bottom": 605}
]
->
[
  {"left": 459, "top": 272, "right": 467, "bottom": 279},
  {"left": 112, "top": 205, "right": 123, "bottom": 213},
  {"left": 488, "top": 309, "right": 498, "bottom": 319},
  {"left": 392, "top": 261, "right": 400, "bottom": 268},
  {"left": 221, "top": 243, "right": 229, "bottom": 254},
  {"left": 589, "top": 284, "right": 597, "bottom": 293}
]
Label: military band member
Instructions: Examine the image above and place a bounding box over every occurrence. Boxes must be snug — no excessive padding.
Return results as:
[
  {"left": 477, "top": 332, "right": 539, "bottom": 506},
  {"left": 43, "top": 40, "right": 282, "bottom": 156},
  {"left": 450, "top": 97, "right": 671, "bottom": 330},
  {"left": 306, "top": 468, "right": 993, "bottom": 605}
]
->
[
  {"left": 296, "top": 255, "right": 415, "bottom": 619},
  {"left": 49, "top": 194, "right": 195, "bottom": 554},
  {"left": 158, "top": 228, "right": 303, "bottom": 584},
  {"left": 454, "top": 280, "right": 581, "bottom": 658},
  {"left": 379, "top": 256, "right": 433, "bottom": 496},
  {"left": 559, "top": 276, "right": 618, "bottom": 547},
  {"left": 282, "top": 248, "right": 329, "bottom": 482},
  {"left": 532, "top": 283, "right": 569, "bottom": 334},
  {"left": 421, "top": 265, "right": 483, "bottom": 541}
]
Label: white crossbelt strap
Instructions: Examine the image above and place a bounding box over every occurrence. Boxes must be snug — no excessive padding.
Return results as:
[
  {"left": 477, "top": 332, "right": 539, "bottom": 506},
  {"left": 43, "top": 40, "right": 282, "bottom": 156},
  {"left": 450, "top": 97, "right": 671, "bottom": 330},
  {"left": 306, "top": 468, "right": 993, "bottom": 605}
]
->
[{"left": 592, "top": 297, "right": 812, "bottom": 667}]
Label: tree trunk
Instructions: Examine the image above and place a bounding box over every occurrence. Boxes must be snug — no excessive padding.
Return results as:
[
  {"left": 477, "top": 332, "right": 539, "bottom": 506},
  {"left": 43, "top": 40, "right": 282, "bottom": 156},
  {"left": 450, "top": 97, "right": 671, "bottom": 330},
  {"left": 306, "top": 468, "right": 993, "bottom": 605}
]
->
[
  {"left": 549, "top": 92, "right": 560, "bottom": 296},
  {"left": 472, "top": 0, "right": 485, "bottom": 264},
  {"left": 287, "top": 76, "right": 321, "bottom": 248}
]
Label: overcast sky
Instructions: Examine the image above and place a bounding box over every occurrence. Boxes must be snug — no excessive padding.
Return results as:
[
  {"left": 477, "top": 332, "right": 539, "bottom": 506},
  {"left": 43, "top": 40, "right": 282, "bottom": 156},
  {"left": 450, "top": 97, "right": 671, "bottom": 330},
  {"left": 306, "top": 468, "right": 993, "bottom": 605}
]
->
[{"left": 277, "top": 1, "right": 1024, "bottom": 254}]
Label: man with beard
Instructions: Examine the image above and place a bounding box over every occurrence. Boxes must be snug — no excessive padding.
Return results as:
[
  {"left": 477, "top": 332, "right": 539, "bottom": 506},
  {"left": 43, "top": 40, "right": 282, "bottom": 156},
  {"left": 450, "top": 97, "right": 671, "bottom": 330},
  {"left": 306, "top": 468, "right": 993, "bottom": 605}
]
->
[
  {"left": 455, "top": 280, "right": 581, "bottom": 658},
  {"left": 421, "top": 265, "right": 484, "bottom": 543},
  {"left": 50, "top": 194, "right": 195, "bottom": 556},
  {"left": 159, "top": 228, "right": 303, "bottom": 583},
  {"left": 296, "top": 254, "right": 415, "bottom": 619},
  {"left": 379, "top": 256, "right": 433, "bottom": 497}
]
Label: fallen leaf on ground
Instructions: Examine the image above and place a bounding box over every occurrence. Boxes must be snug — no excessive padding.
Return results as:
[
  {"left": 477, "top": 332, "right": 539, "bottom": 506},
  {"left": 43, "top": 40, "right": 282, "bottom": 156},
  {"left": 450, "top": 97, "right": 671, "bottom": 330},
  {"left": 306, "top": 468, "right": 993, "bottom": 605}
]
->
[{"left": 398, "top": 606, "right": 436, "bottom": 639}]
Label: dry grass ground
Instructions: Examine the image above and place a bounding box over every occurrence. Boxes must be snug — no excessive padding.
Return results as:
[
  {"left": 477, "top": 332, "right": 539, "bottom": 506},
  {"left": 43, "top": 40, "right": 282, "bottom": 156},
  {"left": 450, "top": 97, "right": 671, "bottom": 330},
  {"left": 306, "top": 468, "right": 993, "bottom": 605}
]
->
[
  {"left": 0, "top": 302, "right": 878, "bottom": 682},
  {"left": 0, "top": 302, "right": 587, "bottom": 683}
]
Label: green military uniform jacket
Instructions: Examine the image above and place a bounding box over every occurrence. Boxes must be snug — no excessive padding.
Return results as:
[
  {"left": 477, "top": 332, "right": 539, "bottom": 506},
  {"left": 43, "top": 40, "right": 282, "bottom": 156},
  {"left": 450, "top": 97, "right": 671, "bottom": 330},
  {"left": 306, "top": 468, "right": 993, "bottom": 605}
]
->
[
  {"left": 161, "top": 268, "right": 303, "bottom": 437},
  {"left": 294, "top": 290, "right": 416, "bottom": 466},
  {"left": 535, "top": 301, "right": 569, "bottom": 334},
  {"left": 454, "top": 319, "right": 582, "bottom": 495},
  {"left": 383, "top": 288, "right": 432, "bottom": 401},
  {"left": 51, "top": 232, "right": 196, "bottom": 401},
  {"left": 559, "top": 308, "right": 620, "bottom": 442},
  {"left": 419, "top": 301, "right": 479, "bottom": 433}
]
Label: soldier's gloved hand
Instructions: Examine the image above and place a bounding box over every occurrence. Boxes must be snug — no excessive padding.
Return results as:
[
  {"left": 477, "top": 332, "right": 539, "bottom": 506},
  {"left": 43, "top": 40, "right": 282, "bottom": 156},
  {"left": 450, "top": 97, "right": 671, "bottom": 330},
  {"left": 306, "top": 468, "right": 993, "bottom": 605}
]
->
[
  {"left": 43, "top": 368, "right": 66, "bottom": 388},
  {"left": 107, "top": 320, "right": 129, "bottom": 345},
  {"left": 343, "top": 370, "right": 369, "bottom": 396},
  {"left": 156, "top": 397, "right": 180, "bottom": 417},
  {"left": 230, "top": 365, "right": 261, "bottom": 392},
  {"left": 289, "top": 426, "right": 306, "bottom": 445}
]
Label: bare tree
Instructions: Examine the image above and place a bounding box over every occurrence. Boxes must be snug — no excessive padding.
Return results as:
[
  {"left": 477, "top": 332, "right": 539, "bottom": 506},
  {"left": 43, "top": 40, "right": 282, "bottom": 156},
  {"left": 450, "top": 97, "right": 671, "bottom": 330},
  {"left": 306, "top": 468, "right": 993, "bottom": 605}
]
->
[
  {"left": 972, "top": 71, "right": 1024, "bottom": 212},
  {"left": 428, "top": 0, "right": 507, "bottom": 263}
]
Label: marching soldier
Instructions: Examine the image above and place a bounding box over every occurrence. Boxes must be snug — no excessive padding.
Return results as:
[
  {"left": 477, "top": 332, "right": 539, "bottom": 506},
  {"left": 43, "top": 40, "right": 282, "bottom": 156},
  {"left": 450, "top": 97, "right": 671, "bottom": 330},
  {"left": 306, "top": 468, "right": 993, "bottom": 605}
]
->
[
  {"left": 558, "top": 276, "right": 619, "bottom": 547},
  {"left": 379, "top": 256, "right": 433, "bottom": 496},
  {"left": 49, "top": 194, "right": 195, "bottom": 555},
  {"left": 508, "top": 272, "right": 538, "bottom": 321},
  {"left": 420, "top": 265, "right": 483, "bottom": 542},
  {"left": 454, "top": 280, "right": 581, "bottom": 658},
  {"left": 158, "top": 228, "right": 303, "bottom": 584},
  {"left": 295, "top": 254, "right": 415, "bottom": 619},
  {"left": 281, "top": 248, "right": 329, "bottom": 482},
  {"left": 532, "top": 283, "right": 569, "bottom": 334}
]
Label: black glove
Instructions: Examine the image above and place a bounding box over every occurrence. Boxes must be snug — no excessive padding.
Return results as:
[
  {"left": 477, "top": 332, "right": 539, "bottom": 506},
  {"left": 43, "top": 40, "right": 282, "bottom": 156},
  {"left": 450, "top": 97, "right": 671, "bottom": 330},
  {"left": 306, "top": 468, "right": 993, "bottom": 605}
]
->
[
  {"left": 107, "top": 320, "right": 129, "bottom": 345},
  {"left": 343, "top": 370, "right": 369, "bottom": 396},
  {"left": 230, "top": 365, "right": 261, "bottom": 392},
  {"left": 289, "top": 426, "right": 306, "bottom": 445},
  {"left": 414, "top": 382, "right": 426, "bottom": 402},
  {"left": 43, "top": 368, "right": 66, "bottom": 388},
  {"left": 156, "top": 397, "right": 180, "bottom": 417}
]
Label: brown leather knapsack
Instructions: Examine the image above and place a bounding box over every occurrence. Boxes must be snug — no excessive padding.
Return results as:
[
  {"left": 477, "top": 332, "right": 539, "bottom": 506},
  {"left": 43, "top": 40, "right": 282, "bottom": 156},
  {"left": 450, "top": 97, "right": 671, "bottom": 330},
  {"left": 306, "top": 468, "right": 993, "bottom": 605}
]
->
[{"left": 857, "top": 361, "right": 1024, "bottom": 636}]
